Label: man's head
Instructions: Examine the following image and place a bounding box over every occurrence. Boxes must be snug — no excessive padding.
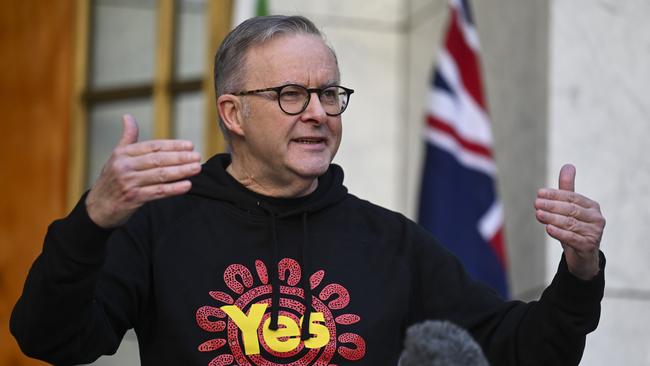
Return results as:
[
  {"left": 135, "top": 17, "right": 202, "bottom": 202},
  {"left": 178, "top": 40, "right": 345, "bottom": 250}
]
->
[
  {"left": 215, "top": 16, "right": 351, "bottom": 194},
  {"left": 214, "top": 15, "right": 339, "bottom": 138}
]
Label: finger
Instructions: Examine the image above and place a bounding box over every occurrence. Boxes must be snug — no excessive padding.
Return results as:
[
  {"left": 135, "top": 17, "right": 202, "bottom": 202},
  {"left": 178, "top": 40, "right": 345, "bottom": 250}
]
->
[
  {"left": 544, "top": 225, "right": 595, "bottom": 253},
  {"left": 128, "top": 163, "right": 202, "bottom": 186},
  {"left": 535, "top": 209, "right": 600, "bottom": 238},
  {"left": 123, "top": 139, "right": 195, "bottom": 156},
  {"left": 558, "top": 163, "right": 576, "bottom": 192},
  {"left": 534, "top": 198, "right": 603, "bottom": 223},
  {"left": 131, "top": 180, "right": 193, "bottom": 204},
  {"left": 130, "top": 151, "right": 201, "bottom": 171},
  {"left": 117, "top": 114, "right": 139, "bottom": 147},
  {"left": 537, "top": 188, "right": 598, "bottom": 209},
  {"left": 536, "top": 209, "right": 578, "bottom": 232}
]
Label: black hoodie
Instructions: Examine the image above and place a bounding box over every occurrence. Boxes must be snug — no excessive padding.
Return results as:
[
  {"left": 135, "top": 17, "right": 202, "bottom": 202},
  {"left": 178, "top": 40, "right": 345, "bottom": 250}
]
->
[{"left": 11, "top": 154, "right": 604, "bottom": 365}]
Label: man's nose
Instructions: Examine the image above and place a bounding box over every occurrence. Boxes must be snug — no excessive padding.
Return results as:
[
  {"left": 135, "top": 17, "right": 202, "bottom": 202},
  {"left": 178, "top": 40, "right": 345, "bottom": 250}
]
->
[{"left": 300, "top": 92, "right": 328, "bottom": 123}]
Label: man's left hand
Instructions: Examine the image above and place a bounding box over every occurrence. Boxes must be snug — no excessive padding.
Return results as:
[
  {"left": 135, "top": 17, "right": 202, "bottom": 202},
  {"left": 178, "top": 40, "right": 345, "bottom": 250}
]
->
[{"left": 534, "top": 164, "right": 606, "bottom": 280}]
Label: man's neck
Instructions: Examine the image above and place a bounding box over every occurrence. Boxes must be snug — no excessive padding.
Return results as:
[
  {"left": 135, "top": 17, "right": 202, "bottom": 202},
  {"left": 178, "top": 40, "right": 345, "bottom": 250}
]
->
[{"left": 226, "top": 160, "right": 318, "bottom": 198}]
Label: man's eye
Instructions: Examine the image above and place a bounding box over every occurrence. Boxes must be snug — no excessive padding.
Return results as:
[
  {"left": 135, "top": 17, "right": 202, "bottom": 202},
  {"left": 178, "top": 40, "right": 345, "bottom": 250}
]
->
[
  {"left": 281, "top": 91, "right": 301, "bottom": 98},
  {"left": 279, "top": 89, "right": 305, "bottom": 102},
  {"left": 321, "top": 89, "right": 339, "bottom": 103}
]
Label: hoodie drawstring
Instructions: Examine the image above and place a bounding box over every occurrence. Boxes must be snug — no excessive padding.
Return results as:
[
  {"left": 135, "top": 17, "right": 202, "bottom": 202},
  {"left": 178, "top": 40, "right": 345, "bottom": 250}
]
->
[
  {"left": 268, "top": 212, "right": 281, "bottom": 331},
  {"left": 262, "top": 205, "right": 312, "bottom": 341},
  {"left": 300, "top": 212, "right": 312, "bottom": 341}
]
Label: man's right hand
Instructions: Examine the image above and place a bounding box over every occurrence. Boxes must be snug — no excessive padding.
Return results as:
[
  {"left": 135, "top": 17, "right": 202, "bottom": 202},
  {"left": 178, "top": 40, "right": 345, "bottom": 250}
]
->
[{"left": 85, "top": 114, "right": 202, "bottom": 228}]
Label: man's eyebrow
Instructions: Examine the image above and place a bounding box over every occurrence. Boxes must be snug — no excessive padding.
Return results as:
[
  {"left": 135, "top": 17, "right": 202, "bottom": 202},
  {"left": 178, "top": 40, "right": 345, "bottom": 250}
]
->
[
  {"left": 321, "top": 80, "right": 340, "bottom": 87},
  {"left": 277, "top": 80, "right": 341, "bottom": 87}
]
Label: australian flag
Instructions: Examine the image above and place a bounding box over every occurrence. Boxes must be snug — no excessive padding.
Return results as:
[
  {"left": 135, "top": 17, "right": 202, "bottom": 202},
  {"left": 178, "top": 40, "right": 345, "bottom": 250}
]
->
[{"left": 418, "top": 0, "right": 509, "bottom": 298}]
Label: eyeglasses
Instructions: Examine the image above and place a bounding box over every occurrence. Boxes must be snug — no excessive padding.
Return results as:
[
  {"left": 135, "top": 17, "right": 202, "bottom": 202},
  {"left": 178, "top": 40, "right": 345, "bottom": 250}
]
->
[{"left": 234, "top": 84, "right": 354, "bottom": 116}]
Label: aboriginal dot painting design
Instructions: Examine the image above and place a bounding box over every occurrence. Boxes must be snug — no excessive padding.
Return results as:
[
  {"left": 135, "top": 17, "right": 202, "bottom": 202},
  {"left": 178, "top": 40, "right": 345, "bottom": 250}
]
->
[{"left": 195, "top": 258, "right": 366, "bottom": 366}]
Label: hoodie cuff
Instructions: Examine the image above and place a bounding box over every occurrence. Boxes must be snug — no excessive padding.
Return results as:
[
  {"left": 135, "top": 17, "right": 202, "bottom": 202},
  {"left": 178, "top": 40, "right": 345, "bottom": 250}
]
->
[
  {"left": 47, "top": 192, "right": 114, "bottom": 265},
  {"left": 552, "top": 251, "right": 606, "bottom": 308}
]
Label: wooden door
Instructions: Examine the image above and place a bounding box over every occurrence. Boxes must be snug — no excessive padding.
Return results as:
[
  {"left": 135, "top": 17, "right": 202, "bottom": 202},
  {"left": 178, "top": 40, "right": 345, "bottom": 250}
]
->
[{"left": 0, "top": 0, "right": 74, "bottom": 364}]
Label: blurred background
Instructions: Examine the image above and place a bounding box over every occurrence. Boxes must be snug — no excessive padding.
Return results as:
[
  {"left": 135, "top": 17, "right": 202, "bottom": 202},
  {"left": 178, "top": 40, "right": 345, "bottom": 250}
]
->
[{"left": 1, "top": 0, "right": 648, "bottom": 364}]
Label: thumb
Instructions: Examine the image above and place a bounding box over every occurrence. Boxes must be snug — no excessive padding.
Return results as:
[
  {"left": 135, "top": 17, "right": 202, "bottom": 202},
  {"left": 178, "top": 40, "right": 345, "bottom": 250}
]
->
[
  {"left": 558, "top": 163, "right": 576, "bottom": 192},
  {"left": 117, "top": 114, "right": 139, "bottom": 147}
]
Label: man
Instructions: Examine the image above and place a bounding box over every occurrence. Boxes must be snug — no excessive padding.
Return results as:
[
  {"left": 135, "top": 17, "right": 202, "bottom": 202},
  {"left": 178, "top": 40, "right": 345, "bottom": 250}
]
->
[{"left": 12, "top": 15, "right": 605, "bottom": 365}]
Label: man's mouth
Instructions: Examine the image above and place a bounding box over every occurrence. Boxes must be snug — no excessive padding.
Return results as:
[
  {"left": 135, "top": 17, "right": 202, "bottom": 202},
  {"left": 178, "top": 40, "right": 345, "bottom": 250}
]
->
[{"left": 293, "top": 137, "right": 326, "bottom": 144}]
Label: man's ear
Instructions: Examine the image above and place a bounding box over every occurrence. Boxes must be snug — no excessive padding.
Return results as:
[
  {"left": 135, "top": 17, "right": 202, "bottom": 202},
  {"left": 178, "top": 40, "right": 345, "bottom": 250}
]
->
[{"left": 217, "top": 94, "right": 245, "bottom": 137}]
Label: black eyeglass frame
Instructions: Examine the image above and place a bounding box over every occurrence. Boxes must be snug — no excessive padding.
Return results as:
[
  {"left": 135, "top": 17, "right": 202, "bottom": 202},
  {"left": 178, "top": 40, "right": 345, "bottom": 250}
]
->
[{"left": 233, "top": 84, "right": 355, "bottom": 116}]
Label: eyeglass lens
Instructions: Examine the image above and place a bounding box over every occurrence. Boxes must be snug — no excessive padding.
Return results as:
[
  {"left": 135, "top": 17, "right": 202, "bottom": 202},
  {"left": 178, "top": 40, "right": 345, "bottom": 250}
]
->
[{"left": 278, "top": 85, "right": 350, "bottom": 116}]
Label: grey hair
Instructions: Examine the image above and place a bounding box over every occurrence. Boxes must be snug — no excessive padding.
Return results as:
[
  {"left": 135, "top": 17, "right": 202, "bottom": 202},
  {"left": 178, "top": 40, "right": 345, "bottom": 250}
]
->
[{"left": 213, "top": 15, "right": 339, "bottom": 141}]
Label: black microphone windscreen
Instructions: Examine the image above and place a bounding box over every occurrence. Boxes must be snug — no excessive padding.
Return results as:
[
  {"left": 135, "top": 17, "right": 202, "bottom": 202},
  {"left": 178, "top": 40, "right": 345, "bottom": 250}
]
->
[{"left": 399, "top": 320, "right": 489, "bottom": 366}]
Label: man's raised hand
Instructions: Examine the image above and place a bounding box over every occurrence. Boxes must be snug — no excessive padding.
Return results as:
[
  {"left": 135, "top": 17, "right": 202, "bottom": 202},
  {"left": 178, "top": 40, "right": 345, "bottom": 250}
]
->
[
  {"left": 85, "top": 114, "right": 202, "bottom": 228},
  {"left": 534, "top": 164, "right": 605, "bottom": 280}
]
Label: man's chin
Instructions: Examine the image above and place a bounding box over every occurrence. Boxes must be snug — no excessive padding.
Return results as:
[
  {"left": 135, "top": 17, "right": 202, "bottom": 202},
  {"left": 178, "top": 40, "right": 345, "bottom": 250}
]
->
[{"left": 289, "top": 161, "right": 331, "bottom": 180}]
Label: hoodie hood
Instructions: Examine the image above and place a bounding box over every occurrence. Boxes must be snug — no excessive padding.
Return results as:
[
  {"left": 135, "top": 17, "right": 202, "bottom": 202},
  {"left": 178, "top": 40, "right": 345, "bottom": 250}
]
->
[
  {"left": 189, "top": 154, "right": 348, "bottom": 218},
  {"left": 188, "top": 153, "right": 348, "bottom": 339}
]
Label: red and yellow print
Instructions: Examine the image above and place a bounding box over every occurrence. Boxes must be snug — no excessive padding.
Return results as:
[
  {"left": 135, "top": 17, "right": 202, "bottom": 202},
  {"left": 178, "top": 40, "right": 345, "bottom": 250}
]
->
[{"left": 195, "top": 258, "right": 366, "bottom": 366}]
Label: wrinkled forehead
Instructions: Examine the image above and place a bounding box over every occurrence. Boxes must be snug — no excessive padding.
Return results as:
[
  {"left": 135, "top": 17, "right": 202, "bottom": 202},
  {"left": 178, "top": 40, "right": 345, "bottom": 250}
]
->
[{"left": 243, "top": 34, "right": 340, "bottom": 87}]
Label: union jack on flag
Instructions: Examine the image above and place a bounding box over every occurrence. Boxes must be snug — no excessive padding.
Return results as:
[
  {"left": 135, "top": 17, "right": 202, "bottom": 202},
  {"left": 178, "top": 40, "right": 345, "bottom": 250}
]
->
[{"left": 418, "top": 0, "right": 509, "bottom": 298}]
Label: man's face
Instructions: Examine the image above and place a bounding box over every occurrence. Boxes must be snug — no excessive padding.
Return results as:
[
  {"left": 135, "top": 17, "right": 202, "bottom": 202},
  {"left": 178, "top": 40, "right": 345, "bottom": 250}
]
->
[{"left": 235, "top": 34, "right": 343, "bottom": 186}]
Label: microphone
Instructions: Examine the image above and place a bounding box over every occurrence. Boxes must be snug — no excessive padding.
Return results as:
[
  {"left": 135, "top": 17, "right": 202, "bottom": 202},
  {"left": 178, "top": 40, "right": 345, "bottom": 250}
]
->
[{"left": 399, "top": 320, "right": 489, "bottom": 366}]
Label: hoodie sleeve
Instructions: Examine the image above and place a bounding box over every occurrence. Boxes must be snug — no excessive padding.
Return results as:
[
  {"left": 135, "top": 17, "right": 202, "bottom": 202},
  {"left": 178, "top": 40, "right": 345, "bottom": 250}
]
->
[
  {"left": 10, "top": 194, "right": 151, "bottom": 364},
  {"left": 412, "top": 226, "right": 605, "bottom": 366}
]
